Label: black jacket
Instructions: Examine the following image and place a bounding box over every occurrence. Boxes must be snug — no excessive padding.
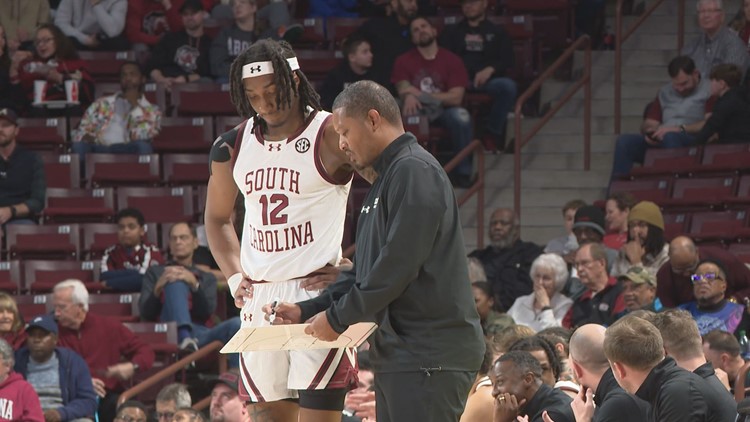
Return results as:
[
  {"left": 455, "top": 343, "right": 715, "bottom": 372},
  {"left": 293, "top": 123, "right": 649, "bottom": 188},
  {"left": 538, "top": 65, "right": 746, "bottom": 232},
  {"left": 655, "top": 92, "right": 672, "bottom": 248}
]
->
[
  {"left": 593, "top": 368, "right": 650, "bottom": 422},
  {"left": 636, "top": 357, "right": 734, "bottom": 422},
  {"left": 318, "top": 62, "right": 390, "bottom": 110},
  {"left": 356, "top": 15, "right": 412, "bottom": 86},
  {"left": 469, "top": 239, "right": 542, "bottom": 311},
  {"left": 439, "top": 18, "right": 514, "bottom": 79},
  {"left": 694, "top": 87, "right": 750, "bottom": 144},
  {"left": 299, "top": 133, "right": 485, "bottom": 373},
  {"left": 524, "top": 384, "right": 574, "bottom": 422},
  {"left": 147, "top": 30, "right": 212, "bottom": 78},
  {"left": 693, "top": 362, "right": 738, "bottom": 422}
]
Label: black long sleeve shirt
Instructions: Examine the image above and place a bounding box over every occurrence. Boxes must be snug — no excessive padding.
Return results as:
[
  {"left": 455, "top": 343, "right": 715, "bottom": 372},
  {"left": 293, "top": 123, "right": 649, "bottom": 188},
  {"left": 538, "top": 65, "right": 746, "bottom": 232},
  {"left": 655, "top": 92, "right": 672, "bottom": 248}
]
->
[
  {"left": 439, "top": 18, "right": 514, "bottom": 79},
  {"left": 694, "top": 87, "right": 750, "bottom": 144}
]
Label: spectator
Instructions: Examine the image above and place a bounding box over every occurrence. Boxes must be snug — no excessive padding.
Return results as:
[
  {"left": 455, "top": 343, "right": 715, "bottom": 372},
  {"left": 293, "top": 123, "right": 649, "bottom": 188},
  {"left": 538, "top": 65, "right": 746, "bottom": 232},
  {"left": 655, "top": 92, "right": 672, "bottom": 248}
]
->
[
  {"left": 567, "top": 324, "right": 650, "bottom": 422},
  {"left": 618, "top": 266, "right": 663, "bottom": 315},
  {"left": 645, "top": 309, "right": 737, "bottom": 415},
  {"left": 0, "top": 293, "right": 25, "bottom": 350},
  {"left": 609, "top": 56, "right": 711, "bottom": 180},
  {"left": 0, "top": 107, "right": 45, "bottom": 225},
  {"left": 472, "top": 281, "right": 515, "bottom": 337},
  {"left": 729, "top": 0, "right": 750, "bottom": 53},
  {"left": 682, "top": 0, "right": 748, "bottom": 78},
  {"left": 603, "top": 315, "right": 726, "bottom": 422},
  {"left": 508, "top": 335, "right": 563, "bottom": 388},
  {"left": 612, "top": 201, "right": 669, "bottom": 278},
  {"left": 155, "top": 383, "right": 191, "bottom": 422},
  {"left": 544, "top": 199, "right": 586, "bottom": 257},
  {"left": 72, "top": 61, "right": 161, "bottom": 167},
  {"left": 703, "top": 329, "right": 747, "bottom": 392},
  {"left": 14, "top": 314, "right": 98, "bottom": 422},
  {"left": 208, "top": 372, "right": 250, "bottom": 422},
  {"left": 114, "top": 401, "right": 148, "bottom": 422},
  {"left": 657, "top": 235, "right": 750, "bottom": 307},
  {"left": 99, "top": 208, "right": 164, "bottom": 292},
  {"left": 0, "top": 0, "right": 50, "bottom": 52},
  {"left": 0, "top": 338, "right": 44, "bottom": 422},
  {"left": 507, "top": 254, "right": 573, "bottom": 332},
  {"left": 537, "top": 327, "right": 576, "bottom": 384},
  {"left": 440, "top": 0, "right": 517, "bottom": 150},
  {"left": 356, "top": 0, "right": 418, "bottom": 89},
  {"left": 469, "top": 208, "right": 543, "bottom": 311},
  {"left": 571, "top": 205, "right": 618, "bottom": 266},
  {"left": 679, "top": 258, "right": 746, "bottom": 336},
  {"left": 693, "top": 63, "right": 750, "bottom": 144},
  {"left": 0, "top": 24, "right": 20, "bottom": 102},
  {"left": 490, "top": 351, "right": 574, "bottom": 422},
  {"left": 319, "top": 35, "right": 387, "bottom": 110},
  {"left": 53, "top": 279, "right": 155, "bottom": 422},
  {"left": 54, "top": 0, "right": 129, "bottom": 51},
  {"left": 342, "top": 350, "right": 375, "bottom": 422},
  {"left": 209, "top": 0, "right": 257, "bottom": 82},
  {"left": 603, "top": 192, "right": 636, "bottom": 251},
  {"left": 148, "top": 0, "right": 212, "bottom": 90},
  {"left": 10, "top": 23, "right": 95, "bottom": 117},
  {"left": 125, "top": 0, "right": 184, "bottom": 54},
  {"left": 309, "top": 0, "right": 358, "bottom": 18},
  {"left": 392, "top": 16, "right": 474, "bottom": 186},
  {"left": 172, "top": 408, "right": 206, "bottom": 422},
  {"left": 140, "top": 222, "right": 240, "bottom": 364},
  {"left": 563, "top": 243, "right": 625, "bottom": 329}
]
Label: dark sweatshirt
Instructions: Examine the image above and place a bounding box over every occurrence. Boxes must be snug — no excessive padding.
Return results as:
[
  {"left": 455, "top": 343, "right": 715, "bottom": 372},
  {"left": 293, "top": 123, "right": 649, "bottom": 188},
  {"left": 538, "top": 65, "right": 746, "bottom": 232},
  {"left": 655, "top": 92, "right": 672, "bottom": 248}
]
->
[
  {"left": 209, "top": 24, "right": 256, "bottom": 79},
  {"left": 693, "top": 87, "right": 750, "bottom": 144},
  {"left": 148, "top": 30, "right": 212, "bottom": 79},
  {"left": 592, "top": 368, "right": 650, "bottom": 422},
  {"left": 299, "top": 133, "right": 485, "bottom": 373},
  {"left": 439, "top": 18, "right": 514, "bottom": 79}
]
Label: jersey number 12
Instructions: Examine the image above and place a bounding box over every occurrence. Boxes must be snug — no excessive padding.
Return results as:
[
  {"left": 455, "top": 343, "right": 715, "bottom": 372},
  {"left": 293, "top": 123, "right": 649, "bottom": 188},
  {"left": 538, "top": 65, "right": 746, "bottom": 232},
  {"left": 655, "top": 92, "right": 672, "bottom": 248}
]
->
[{"left": 259, "top": 194, "right": 289, "bottom": 225}]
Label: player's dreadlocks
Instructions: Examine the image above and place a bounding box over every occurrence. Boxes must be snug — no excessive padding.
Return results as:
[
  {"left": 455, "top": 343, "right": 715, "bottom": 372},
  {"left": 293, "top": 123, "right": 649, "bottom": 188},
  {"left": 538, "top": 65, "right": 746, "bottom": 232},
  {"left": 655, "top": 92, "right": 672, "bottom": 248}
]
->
[
  {"left": 508, "top": 335, "right": 563, "bottom": 382},
  {"left": 229, "top": 39, "right": 321, "bottom": 134}
]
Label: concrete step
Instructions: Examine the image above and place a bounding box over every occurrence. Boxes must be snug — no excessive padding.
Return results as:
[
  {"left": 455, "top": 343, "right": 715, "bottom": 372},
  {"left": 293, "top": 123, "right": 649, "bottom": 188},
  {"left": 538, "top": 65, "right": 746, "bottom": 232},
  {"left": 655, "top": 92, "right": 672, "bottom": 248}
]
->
[
  {"left": 503, "top": 134, "right": 617, "bottom": 154},
  {"left": 485, "top": 168, "right": 611, "bottom": 188},
  {"left": 555, "top": 97, "right": 651, "bottom": 117},
  {"left": 483, "top": 151, "right": 613, "bottom": 171},
  {"left": 518, "top": 115, "right": 641, "bottom": 134},
  {"left": 619, "top": 15, "right": 700, "bottom": 34}
]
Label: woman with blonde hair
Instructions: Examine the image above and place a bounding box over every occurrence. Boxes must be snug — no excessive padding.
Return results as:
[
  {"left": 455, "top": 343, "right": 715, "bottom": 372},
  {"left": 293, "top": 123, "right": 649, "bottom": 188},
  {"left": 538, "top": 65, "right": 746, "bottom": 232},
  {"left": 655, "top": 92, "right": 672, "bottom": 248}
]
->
[{"left": 0, "top": 292, "right": 26, "bottom": 349}]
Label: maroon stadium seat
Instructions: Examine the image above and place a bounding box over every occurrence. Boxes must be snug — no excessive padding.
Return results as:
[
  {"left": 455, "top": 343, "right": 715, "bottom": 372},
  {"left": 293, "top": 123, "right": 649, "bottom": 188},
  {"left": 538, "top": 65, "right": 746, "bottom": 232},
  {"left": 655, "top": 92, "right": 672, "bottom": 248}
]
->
[
  {"left": 162, "top": 153, "right": 210, "bottom": 186},
  {"left": 153, "top": 117, "right": 214, "bottom": 153},
  {"left": 116, "top": 187, "right": 195, "bottom": 224},
  {"left": 0, "top": 261, "right": 22, "bottom": 294},
  {"left": 80, "top": 222, "right": 159, "bottom": 260},
  {"left": 40, "top": 153, "right": 81, "bottom": 189},
  {"left": 88, "top": 293, "right": 140, "bottom": 322},
  {"left": 86, "top": 153, "right": 161, "bottom": 188},
  {"left": 171, "top": 83, "right": 236, "bottom": 117},
  {"left": 629, "top": 147, "right": 702, "bottom": 178},
  {"left": 17, "top": 118, "right": 67, "bottom": 151},
  {"left": 608, "top": 178, "right": 673, "bottom": 203},
  {"left": 78, "top": 51, "right": 135, "bottom": 82},
  {"left": 6, "top": 225, "right": 80, "bottom": 261},
  {"left": 660, "top": 176, "right": 737, "bottom": 210},
  {"left": 23, "top": 259, "right": 100, "bottom": 293},
  {"left": 43, "top": 187, "right": 115, "bottom": 223}
]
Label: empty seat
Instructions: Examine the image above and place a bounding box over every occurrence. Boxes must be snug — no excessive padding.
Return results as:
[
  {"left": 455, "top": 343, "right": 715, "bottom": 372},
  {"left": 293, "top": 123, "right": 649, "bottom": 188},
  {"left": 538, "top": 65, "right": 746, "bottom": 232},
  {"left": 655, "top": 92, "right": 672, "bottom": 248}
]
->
[
  {"left": 78, "top": 51, "right": 135, "bottom": 82},
  {"left": 728, "top": 243, "right": 750, "bottom": 264},
  {"left": 162, "top": 153, "right": 210, "bottom": 185},
  {"left": 88, "top": 293, "right": 140, "bottom": 322},
  {"left": 43, "top": 187, "right": 115, "bottom": 223},
  {"left": 5, "top": 225, "right": 80, "bottom": 260},
  {"left": 688, "top": 210, "right": 749, "bottom": 242},
  {"left": 23, "top": 259, "right": 100, "bottom": 293},
  {"left": 292, "top": 17, "right": 327, "bottom": 49},
  {"left": 725, "top": 175, "right": 750, "bottom": 207},
  {"left": 608, "top": 178, "right": 673, "bottom": 203},
  {"left": 86, "top": 153, "right": 161, "bottom": 188},
  {"left": 171, "top": 83, "right": 236, "bottom": 117},
  {"left": 14, "top": 294, "right": 52, "bottom": 320},
  {"left": 0, "top": 261, "right": 22, "bottom": 293},
  {"left": 660, "top": 176, "right": 737, "bottom": 209},
  {"left": 504, "top": 0, "right": 574, "bottom": 50},
  {"left": 325, "top": 17, "right": 368, "bottom": 50},
  {"left": 81, "top": 222, "right": 159, "bottom": 260},
  {"left": 122, "top": 321, "right": 178, "bottom": 355},
  {"left": 295, "top": 49, "right": 342, "bottom": 83},
  {"left": 17, "top": 118, "right": 67, "bottom": 151},
  {"left": 215, "top": 116, "right": 245, "bottom": 137},
  {"left": 40, "top": 153, "right": 81, "bottom": 189},
  {"left": 662, "top": 212, "right": 691, "bottom": 241},
  {"left": 117, "top": 187, "right": 195, "bottom": 224},
  {"left": 629, "top": 147, "right": 702, "bottom": 177},
  {"left": 153, "top": 117, "right": 214, "bottom": 153}
]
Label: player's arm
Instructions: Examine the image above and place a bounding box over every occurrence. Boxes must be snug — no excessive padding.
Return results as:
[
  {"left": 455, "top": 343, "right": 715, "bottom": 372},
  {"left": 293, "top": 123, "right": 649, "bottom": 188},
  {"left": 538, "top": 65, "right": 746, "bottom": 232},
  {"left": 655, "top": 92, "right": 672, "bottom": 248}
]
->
[
  {"left": 321, "top": 114, "right": 378, "bottom": 184},
  {"left": 204, "top": 134, "right": 243, "bottom": 297}
]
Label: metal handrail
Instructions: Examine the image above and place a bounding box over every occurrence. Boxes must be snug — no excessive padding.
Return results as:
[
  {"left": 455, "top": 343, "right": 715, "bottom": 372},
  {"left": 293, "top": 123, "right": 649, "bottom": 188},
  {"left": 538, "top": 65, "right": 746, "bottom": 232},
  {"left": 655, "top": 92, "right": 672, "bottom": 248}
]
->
[
  {"left": 117, "top": 340, "right": 226, "bottom": 406},
  {"left": 513, "top": 35, "right": 592, "bottom": 217},
  {"left": 614, "top": 0, "right": 686, "bottom": 134},
  {"left": 342, "top": 139, "right": 486, "bottom": 258}
]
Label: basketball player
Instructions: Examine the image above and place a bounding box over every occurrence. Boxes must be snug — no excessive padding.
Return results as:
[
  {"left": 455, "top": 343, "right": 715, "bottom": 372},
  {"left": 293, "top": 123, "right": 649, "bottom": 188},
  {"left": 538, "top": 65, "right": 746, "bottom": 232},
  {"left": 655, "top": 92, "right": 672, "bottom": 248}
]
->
[{"left": 204, "top": 39, "right": 356, "bottom": 421}]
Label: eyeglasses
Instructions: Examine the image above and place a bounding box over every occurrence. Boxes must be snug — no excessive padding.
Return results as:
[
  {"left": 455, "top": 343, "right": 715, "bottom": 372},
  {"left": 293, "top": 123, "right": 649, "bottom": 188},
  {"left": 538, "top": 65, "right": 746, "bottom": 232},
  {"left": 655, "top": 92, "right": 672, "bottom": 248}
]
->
[
  {"left": 154, "top": 412, "right": 174, "bottom": 420},
  {"left": 573, "top": 259, "right": 596, "bottom": 269},
  {"left": 34, "top": 37, "right": 53, "bottom": 46},
  {"left": 698, "top": 8, "right": 722, "bottom": 15},
  {"left": 690, "top": 272, "right": 723, "bottom": 284}
]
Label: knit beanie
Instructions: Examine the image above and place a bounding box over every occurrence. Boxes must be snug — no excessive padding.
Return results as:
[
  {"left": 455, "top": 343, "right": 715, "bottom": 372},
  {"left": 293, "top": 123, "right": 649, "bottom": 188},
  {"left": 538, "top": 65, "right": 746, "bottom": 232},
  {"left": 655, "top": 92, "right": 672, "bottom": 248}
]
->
[
  {"left": 628, "top": 201, "right": 664, "bottom": 230},
  {"left": 573, "top": 205, "right": 606, "bottom": 235}
]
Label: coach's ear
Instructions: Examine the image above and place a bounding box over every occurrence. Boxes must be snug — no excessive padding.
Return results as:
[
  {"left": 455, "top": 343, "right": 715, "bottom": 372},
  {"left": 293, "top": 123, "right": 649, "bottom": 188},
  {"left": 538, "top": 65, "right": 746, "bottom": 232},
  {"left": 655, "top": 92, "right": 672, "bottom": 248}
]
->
[{"left": 367, "top": 109, "right": 381, "bottom": 132}]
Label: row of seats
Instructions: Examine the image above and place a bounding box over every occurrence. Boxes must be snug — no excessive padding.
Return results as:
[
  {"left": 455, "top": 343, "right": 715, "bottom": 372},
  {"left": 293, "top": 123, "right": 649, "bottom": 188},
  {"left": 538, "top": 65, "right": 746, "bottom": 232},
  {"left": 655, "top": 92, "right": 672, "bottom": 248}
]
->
[
  {"left": 627, "top": 144, "right": 750, "bottom": 179},
  {"left": 658, "top": 210, "right": 750, "bottom": 244},
  {"left": 610, "top": 174, "right": 750, "bottom": 210}
]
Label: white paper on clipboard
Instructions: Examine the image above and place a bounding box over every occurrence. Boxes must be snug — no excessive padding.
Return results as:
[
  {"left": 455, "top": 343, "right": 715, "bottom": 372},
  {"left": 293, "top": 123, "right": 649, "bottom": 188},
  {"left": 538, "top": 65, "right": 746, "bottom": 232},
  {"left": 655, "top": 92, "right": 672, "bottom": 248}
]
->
[{"left": 220, "top": 322, "right": 377, "bottom": 353}]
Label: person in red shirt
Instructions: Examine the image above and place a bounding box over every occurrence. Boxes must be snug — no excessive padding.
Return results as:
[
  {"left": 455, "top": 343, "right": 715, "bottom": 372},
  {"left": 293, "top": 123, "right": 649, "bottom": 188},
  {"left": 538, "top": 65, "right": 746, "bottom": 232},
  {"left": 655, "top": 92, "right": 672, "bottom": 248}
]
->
[
  {"left": 52, "top": 279, "right": 154, "bottom": 422},
  {"left": 0, "top": 338, "right": 44, "bottom": 422},
  {"left": 391, "top": 16, "right": 474, "bottom": 187}
]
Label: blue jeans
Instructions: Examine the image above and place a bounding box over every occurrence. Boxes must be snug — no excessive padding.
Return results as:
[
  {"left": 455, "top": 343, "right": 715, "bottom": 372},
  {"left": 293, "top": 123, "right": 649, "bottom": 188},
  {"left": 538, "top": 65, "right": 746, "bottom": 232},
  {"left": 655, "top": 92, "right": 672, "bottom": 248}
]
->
[
  {"left": 473, "top": 77, "right": 517, "bottom": 137},
  {"left": 159, "top": 282, "right": 241, "bottom": 368},
  {"left": 610, "top": 132, "right": 696, "bottom": 179},
  {"left": 437, "top": 107, "right": 473, "bottom": 177}
]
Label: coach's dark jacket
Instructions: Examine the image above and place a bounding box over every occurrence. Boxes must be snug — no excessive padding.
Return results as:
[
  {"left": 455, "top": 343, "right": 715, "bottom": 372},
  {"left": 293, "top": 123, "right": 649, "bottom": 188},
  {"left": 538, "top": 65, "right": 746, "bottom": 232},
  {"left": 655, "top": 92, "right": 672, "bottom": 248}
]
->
[
  {"left": 298, "top": 132, "right": 485, "bottom": 373},
  {"left": 593, "top": 368, "right": 650, "bottom": 422}
]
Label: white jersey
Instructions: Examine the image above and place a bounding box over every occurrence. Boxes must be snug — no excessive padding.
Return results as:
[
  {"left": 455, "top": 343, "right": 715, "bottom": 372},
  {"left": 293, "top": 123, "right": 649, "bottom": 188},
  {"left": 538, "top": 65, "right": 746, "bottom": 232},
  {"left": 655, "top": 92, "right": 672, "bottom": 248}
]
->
[{"left": 232, "top": 110, "right": 351, "bottom": 281}]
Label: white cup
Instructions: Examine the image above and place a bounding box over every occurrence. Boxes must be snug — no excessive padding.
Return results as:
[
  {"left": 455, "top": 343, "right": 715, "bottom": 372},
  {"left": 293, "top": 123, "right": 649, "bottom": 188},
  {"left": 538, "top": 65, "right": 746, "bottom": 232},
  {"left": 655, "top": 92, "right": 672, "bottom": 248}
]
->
[
  {"left": 64, "top": 80, "right": 79, "bottom": 103},
  {"left": 34, "top": 80, "right": 47, "bottom": 104}
]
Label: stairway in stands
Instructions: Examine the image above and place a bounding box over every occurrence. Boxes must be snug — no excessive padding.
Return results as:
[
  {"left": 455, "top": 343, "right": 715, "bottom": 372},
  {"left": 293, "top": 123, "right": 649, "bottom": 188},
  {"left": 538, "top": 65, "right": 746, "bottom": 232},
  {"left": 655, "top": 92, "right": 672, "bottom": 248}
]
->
[{"left": 459, "top": 0, "right": 726, "bottom": 252}]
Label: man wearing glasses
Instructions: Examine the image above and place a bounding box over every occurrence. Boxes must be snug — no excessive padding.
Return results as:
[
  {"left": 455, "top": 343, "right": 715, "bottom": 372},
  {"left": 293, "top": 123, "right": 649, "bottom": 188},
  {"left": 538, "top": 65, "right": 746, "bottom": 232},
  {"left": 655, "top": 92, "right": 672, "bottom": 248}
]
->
[
  {"left": 679, "top": 259, "right": 747, "bottom": 336},
  {"left": 656, "top": 236, "right": 750, "bottom": 308}
]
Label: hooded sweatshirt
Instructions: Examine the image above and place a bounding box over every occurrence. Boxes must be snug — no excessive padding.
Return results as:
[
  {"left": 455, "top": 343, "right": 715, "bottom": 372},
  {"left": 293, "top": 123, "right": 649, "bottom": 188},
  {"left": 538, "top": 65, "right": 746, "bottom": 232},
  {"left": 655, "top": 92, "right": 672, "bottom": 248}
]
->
[
  {"left": 54, "top": 0, "right": 128, "bottom": 43},
  {"left": 0, "top": 372, "right": 44, "bottom": 422}
]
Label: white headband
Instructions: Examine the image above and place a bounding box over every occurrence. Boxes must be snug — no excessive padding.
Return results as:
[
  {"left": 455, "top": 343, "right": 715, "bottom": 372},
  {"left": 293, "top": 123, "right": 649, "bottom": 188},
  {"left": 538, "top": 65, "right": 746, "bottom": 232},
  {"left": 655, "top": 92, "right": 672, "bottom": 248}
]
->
[{"left": 242, "top": 57, "right": 300, "bottom": 79}]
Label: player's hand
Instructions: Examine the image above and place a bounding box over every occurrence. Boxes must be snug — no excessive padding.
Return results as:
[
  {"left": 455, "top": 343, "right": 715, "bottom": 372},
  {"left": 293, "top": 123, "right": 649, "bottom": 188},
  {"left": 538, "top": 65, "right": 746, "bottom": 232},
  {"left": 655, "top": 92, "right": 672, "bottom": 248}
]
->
[
  {"left": 305, "top": 311, "right": 341, "bottom": 341},
  {"left": 301, "top": 265, "right": 341, "bottom": 291},
  {"left": 233, "top": 276, "right": 254, "bottom": 309},
  {"left": 571, "top": 388, "right": 595, "bottom": 422},
  {"left": 91, "top": 378, "right": 106, "bottom": 397},
  {"left": 262, "top": 301, "right": 301, "bottom": 324}
]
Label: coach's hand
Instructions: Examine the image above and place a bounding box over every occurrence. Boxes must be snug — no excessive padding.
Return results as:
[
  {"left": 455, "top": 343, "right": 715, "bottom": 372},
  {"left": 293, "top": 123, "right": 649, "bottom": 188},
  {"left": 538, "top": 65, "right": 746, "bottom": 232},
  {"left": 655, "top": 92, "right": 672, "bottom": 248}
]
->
[
  {"left": 262, "top": 302, "right": 301, "bottom": 324},
  {"left": 305, "top": 311, "right": 341, "bottom": 341},
  {"left": 302, "top": 265, "right": 342, "bottom": 291}
]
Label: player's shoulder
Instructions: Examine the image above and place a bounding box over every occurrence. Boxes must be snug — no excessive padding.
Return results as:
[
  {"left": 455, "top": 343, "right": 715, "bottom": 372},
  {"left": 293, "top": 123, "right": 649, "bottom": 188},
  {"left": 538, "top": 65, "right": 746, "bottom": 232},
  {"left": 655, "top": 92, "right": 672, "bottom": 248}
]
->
[
  {"left": 216, "top": 118, "right": 251, "bottom": 148},
  {"left": 210, "top": 118, "right": 251, "bottom": 164}
]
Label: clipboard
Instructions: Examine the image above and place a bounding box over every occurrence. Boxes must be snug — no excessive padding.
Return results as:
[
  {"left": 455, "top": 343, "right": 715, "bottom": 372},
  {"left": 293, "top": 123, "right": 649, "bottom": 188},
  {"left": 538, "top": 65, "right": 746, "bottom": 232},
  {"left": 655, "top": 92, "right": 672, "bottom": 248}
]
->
[{"left": 220, "top": 322, "right": 377, "bottom": 353}]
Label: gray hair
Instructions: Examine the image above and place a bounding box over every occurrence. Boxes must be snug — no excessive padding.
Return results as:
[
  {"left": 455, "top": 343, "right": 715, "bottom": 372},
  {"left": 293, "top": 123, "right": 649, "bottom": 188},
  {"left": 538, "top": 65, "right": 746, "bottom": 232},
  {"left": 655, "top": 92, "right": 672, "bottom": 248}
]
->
[
  {"left": 697, "top": 0, "right": 722, "bottom": 10},
  {"left": 53, "top": 279, "right": 89, "bottom": 312},
  {"left": 0, "top": 339, "right": 14, "bottom": 367},
  {"left": 530, "top": 253, "right": 569, "bottom": 293},
  {"left": 156, "top": 383, "right": 192, "bottom": 408}
]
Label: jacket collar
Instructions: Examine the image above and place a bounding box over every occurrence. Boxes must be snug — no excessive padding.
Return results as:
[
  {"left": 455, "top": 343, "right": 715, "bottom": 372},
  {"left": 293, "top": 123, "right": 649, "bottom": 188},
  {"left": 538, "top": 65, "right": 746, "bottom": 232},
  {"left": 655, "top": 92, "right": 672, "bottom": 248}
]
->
[{"left": 372, "top": 132, "right": 418, "bottom": 176}]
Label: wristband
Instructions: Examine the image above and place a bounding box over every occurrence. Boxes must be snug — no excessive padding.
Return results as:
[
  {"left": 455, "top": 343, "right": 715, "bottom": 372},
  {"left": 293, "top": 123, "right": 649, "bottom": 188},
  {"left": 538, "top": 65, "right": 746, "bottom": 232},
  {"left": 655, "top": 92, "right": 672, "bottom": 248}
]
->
[{"left": 227, "top": 272, "right": 243, "bottom": 299}]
